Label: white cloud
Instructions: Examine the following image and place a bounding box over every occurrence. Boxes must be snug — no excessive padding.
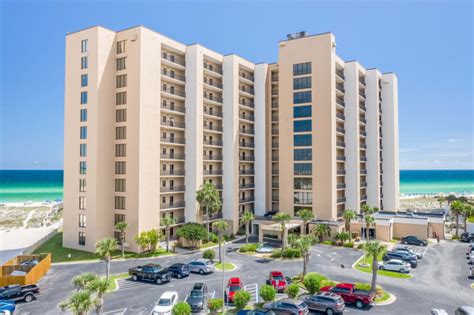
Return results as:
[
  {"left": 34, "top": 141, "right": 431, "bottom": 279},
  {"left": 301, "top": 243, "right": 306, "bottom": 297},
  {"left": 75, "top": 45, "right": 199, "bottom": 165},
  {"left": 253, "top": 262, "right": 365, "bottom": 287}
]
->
[{"left": 448, "top": 138, "right": 464, "bottom": 142}]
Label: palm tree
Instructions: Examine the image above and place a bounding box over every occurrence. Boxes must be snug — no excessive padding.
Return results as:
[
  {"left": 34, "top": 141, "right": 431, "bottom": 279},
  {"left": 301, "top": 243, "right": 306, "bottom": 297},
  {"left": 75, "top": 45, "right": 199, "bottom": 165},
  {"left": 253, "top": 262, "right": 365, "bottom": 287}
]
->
[
  {"left": 273, "top": 213, "right": 291, "bottom": 250},
  {"left": 335, "top": 231, "right": 349, "bottom": 244},
  {"left": 241, "top": 210, "right": 255, "bottom": 244},
  {"left": 364, "top": 215, "right": 375, "bottom": 241},
  {"left": 463, "top": 204, "right": 473, "bottom": 232},
  {"left": 95, "top": 238, "right": 117, "bottom": 281},
  {"left": 196, "top": 182, "right": 222, "bottom": 243},
  {"left": 86, "top": 278, "right": 110, "bottom": 315},
  {"left": 446, "top": 194, "right": 457, "bottom": 206},
  {"left": 436, "top": 196, "right": 446, "bottom": 209},
  {"left": 342, "top": 209, "right": 356, "bottom": 241},
  {"left": 297, "top": 208, "right": 314, "bottom": 235},
  {"left": 115, "top": 221, "right": 128, "bottom": 257},
  {"left": 293, "top": 235, "right": 314, "bottom": 277},
  {"left": 365, "top": 241, "right": 387, "bottom": 294},
  {"left": 72, "top": 272, "right": 98, "bottom": 291},
  {"left": 451, "top": 200, "right": 464, "bottom": 237},
  {"left": 312, "top": 224, "right": 331, "bottom": 243},
  {"left": 161, "top": 214, "right": 176, "bottom": 252},
  {"left": 212, "top": 220, "right": 228, "bottom": 263},
  {"left": 59, "top": 290, "right": 95, "bottom": 315}
]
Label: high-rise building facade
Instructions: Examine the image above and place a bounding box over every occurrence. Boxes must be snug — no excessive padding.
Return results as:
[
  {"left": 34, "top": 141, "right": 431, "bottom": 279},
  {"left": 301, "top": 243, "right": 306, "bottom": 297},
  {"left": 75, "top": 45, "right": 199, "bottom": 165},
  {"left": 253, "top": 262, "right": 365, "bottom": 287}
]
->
[{"left": 63, "top": 26, "right": 399, "bottom": 252}]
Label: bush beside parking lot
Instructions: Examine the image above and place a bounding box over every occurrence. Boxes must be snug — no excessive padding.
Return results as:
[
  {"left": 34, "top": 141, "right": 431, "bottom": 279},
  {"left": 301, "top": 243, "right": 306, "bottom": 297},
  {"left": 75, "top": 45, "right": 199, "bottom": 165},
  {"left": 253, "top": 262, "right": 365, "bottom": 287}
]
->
[{"left": 239, "top": 244, "right": 259, "bottom": 253}]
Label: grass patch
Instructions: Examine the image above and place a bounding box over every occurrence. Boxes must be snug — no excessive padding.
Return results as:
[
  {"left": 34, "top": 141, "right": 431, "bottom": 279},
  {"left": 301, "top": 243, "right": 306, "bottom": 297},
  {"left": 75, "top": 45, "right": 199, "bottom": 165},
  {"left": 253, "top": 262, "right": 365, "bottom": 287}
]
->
[
  {"left": 374, "top": 291, "right": 390, "bottom": 303},
  {"left": 108, "top": 273, "right": 129, "bottom": 292},
  {"left": 33, "top": 232, "right": 173, "bottom": 263},
  {"left": 354, "top": 254, "right": 412, "bottom": 279},
  {"left": 468, "top": 216, "right": 474, "bottom": 223},
  {"left": 215, "top": 262, "right": 236, "bottom": 271}
]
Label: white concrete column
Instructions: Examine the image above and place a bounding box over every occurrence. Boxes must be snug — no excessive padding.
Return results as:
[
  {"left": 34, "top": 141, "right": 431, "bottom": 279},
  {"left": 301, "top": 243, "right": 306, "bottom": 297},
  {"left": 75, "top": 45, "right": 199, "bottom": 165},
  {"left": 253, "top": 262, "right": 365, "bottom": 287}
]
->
[{"left": 254, "top": 63, "right": 268, "bottom": 216}]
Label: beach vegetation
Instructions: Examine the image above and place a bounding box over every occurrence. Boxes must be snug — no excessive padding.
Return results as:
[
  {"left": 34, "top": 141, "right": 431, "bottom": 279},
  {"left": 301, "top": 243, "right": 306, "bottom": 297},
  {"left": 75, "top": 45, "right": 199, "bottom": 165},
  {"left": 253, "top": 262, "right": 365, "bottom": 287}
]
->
[
  {"left": 95, "top": 238, "right": 117, "bottom": 281},
  {"left": 134, "top": 229, "right": 161, "bottom": 252},
  {"left": 273, "top": 213, "right": 292, "bottom": 250},
  {"left": 196, "top": 182, "right": 222, "bottom": 243},
  {"left": 303, "top": 272, "right": 327, "bottom": 294},
  {"left": 176, "top": 223, "right": 208, "bottom": 248},
  {"left": 296, "top": 208, "right": 314, "bottom": 235},
  {"left": 365, "top": 241, "right": 388, "bottom": 294},
  {"left": 450, "top": 201, "right": 464, "bottom": 237},
  {"left": 342, "top": 209, "right": 357, "bottom": 241},
  {"left": 212, "top": 219, "right": 228, "bottom": 263},
  {"left": 172, "top": 301, "right": 192, "bottom": 315},
  {"left": 160, "top": 214, "right": 176, "bottom": 252},
  {"left": 312, "top": 224, "right": 331, "bottom": 243},
  {"left": 202, "top": 249, "right": 216, "bottom": 261},
  {"left": 114, "top": 221, "right": 128, "bottom": 257},
  {"left": 241, "top": 210, "right": 255, "bottom": 244},
  {"left": 259, "top": 284, "right": 276, "bottom": 302},
  {"left": 233, "top": 290, "right": 251, "bottom": 310}
]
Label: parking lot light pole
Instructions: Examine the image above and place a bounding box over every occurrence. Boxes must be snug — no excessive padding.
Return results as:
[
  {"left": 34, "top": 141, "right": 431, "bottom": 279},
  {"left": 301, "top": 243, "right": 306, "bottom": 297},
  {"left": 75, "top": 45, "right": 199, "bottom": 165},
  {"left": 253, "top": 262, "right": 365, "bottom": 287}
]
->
[{"left": 222, "top": 239, "right": 226, "bottom": 314}]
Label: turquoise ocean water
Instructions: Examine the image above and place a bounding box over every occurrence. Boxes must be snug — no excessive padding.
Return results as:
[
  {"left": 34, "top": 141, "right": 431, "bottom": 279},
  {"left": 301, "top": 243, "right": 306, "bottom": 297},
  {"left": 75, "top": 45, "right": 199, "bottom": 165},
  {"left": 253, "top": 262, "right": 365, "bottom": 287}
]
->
[{"left": 0, "top": 169, "right": 473, "bottom": 202}]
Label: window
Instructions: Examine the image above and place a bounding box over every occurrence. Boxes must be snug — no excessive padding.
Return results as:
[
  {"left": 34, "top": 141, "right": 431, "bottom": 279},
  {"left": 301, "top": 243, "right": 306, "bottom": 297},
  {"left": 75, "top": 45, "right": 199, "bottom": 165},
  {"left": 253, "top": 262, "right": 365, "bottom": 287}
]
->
[
  {"left": 117, "top": 40, "right": 126, "bottom": 54},
  {"left": 293, "top": 76, "right": 311, "bottom": 90},
  {"left": 116, "top": 57, "right": 126, "bottom": 71},
  {"left": 81, "top": 56, "right": 88, "bottom": 69},
  {"left": 294, "top": 91, "right": 311, "bottom": 104},
  {"left": 294, "top": 134, "right": 312, "bottom": 147},
  {"left": 116, "top": 92, "right": 127, "bottom": 105},
  {"left": 79, "top": 179, "right": 86, "bottom": 192},
  {"left": 80, "top": 144, "right": 87, "bottom": 157},
  {"left": 115, "top": 144, "right": 126, "bottom": 157},
  {"left": 114, "top": 231, "right": 122, "bottom": 243},
  {"left": 116, "top": 109, "right": 127, "bottom": 122},
  {"left": 81, "top": 39, "right": 88, "bottom": 53},
  {"left": 80, "top": 161, "right": 87, "bottom": 174},
  {"left": 294, "top": 178, "right": 312, "bottom": 190},
  {"left": 79, "top": 232, "right": 86, "bottom": 246},
  {"left": 115, "top": 179, "right": 126, "bottom": 192},
  {"left": 115, "top": 161, "right": 126, "bottom": 174},
  {"left": 80, "top": 126, "right": 87, "bottom": 139},
  {"left": 115, "top": 196, "right": 126, "bottom": 209},
  {"left": 294, "top": 192, "right": 312, "bottom": 204},
  {"left": 293, "top": 62, "right": 311, "bottom": 76},
  {"left": 294, "top": 163, "right": 312, "bottom": 175},
  {"left": 79, "top": 196, "right": 86, "bottom": 210},
  {"left": 80, "top": 91, "right": 88, "bottom": 104},
  {"left": 294, "top": 105, "right": 312, "bottom": 118},
  {"left": 116, "top": 74, "right": 127, "bottom": 88},
  {"left": 294, "top": 148, "right": 312, "bottom": 161},
  {"left": 81, "top": 74, "right": 88, "bottom": 87},
  {"left": 79, "top": 214, "right": 86, "bottom": 227},
  {"left": 116, "top": 126, "right": 126, "bottom": 140},
  {"left": 80, "top": 109, "right": 87, "bottom": 122},
  {"left": 294, "top": 120, "right": 312, "bottom": 132},
  {"left": 114, "top": 214, "right": 125, "bottom": 225}
]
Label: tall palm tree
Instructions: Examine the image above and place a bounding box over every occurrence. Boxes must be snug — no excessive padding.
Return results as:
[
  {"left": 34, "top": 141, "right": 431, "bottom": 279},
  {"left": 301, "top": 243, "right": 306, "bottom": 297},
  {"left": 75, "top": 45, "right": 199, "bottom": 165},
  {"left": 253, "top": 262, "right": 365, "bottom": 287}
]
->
[
  {"left": 212, "top": 220, "right": 228, "bottom": 263},
  {"left": 463, "top": 204, "right": 473, "bottom": 232},
  {"left": 342, "top": 209, "right": 356, "bottom": 241},
  {"left": 446, "top": 194, "right": 457, "bottom": 206},
  {"left": 273, "top": 213, "right": 291, "bottom": 250},
  {"left": 161, "top": 214, "right": 176, "bottom": 252},
  {"left": 72, "top": 272, "right": 98, "bottom": 291},
  {"left": 241, "top": 210, "right": 255, "bottom": 244},
  {"left": 59, "top": 290, "right": 95, "bottom": 315},
  {"left": 312, "top": 224, "right": 331, "bottom": 243},
  {"left": 436, "top": 196, "right": 446, "bottom": 209},
  {"left": 451, "top": 200, "right": 464, "bottom": 237},
  {"left": 297, "top": 208, "right": 314, "bottom": 235},
  {"left": 365, "top": 241, "right": 387, "bottom": 294},
  {"left": 115, "top": 221, "right": 128, "bottom": 257},
  {"left": 293, "top": 235, "right": 314, "bottom": 277},
  {"left": 95, "top": 238, "right": 117, "bottom": 281},
  {"left": 364, "top": 215, "right": 375, "bottom": 241},
  {"left": 86, "top": 278, "right": 110, "bottom": 315},
  {"left": 196, "top": 182, "right": 222, "bottom": 243}
]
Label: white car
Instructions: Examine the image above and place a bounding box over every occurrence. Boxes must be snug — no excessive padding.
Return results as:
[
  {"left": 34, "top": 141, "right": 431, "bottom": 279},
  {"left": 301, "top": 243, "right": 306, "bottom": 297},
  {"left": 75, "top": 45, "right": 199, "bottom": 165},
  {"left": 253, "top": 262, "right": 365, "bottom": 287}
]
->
[
  {"left": 469, "top": 254, "right": 474, "bottom": 264},
  {"left": 151, "top": 291, "right": 179, "bottom": 315},
  {"left": 378, "top": 259, "right": 411, "bottom": 273}
]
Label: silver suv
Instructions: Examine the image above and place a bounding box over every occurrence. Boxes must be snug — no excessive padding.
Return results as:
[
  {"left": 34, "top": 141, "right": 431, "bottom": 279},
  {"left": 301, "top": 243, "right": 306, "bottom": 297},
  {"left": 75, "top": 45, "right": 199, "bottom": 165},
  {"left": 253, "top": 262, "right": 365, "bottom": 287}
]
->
[{"left": 187, "top": 259, "right": 215, "bottom": 275}]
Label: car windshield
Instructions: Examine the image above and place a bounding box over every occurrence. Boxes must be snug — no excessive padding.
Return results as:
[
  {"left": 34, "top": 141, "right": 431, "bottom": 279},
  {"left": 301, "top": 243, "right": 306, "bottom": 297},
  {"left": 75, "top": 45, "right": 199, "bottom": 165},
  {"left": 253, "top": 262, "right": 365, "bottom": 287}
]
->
[
  {"left": 157, "top": 298, "right": 171, "bottom": 306},
  {"left": 273, "top": 275, "right": 284, "bottom": 281},
  {"left": 229, "top": 285, "right": 241, "bottom": 292},
  {"left": 190, "top": 291, "right": 203, "bottom": 298}
]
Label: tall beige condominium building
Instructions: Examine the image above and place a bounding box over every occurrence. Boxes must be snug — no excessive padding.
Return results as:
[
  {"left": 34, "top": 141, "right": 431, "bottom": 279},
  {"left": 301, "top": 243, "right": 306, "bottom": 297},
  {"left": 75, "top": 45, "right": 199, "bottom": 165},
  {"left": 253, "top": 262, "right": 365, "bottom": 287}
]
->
[{"left": 63, "top": 26, "right": 399, "bottom": 252}]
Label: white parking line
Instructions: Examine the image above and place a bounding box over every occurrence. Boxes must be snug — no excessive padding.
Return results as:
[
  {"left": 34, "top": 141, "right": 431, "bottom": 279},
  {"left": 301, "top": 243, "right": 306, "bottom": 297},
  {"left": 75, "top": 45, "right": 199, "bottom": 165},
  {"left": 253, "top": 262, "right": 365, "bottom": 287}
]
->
[{"left": 103, "top": 308, "right": 127, "bottom": 315}]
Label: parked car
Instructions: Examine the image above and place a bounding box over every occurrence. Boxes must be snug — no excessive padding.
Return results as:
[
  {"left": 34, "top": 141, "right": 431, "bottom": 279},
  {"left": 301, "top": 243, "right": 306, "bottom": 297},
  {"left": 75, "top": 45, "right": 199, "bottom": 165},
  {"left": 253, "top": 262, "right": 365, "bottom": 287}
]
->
[
  {"left": 467, "top": 244, "right": 474, "bottom": 255},
  {"left": 186, "top": 283, "right": 208, "bottom": 313},
  {"left": 391, "top": 249, "right": 418, "bottom": 261},
  {"left": 237, "top": 309, "right": 275, "bottom": 315},
  {"left": 256, "top": 244, "right": 274, "bottom": 254},
  {"left": 0, "top": 284, "right": 39, "bottom": 303},
  {"left": 151, "top": 291, "right": 178, "bottom": 315},
  {"left": 303, "top": 292, "right": 345, "bottom": 315},
  {"left": 320, "top": 283, "right": 374, "bottom": 309},
  {"left": 188, "top": 259, "right": 215, "bottom": 275},
  {"left": 431, "top": 309, "right": 449, "bottom": 315},
  {"left": 0, "top": 301, "right": 15, "bottom": 313},
  {"left": 264, "top": 298, "right": 309, "bottom": 315},
  {"left": 395, "top": 245, "right": 423, "bottom": 259},
  {"left": 401, "top": 236, "right": 427, "bottom": 246},
  {"left": 468, "top": 254, "right": 474, "bottom": 264},
  {"left": 378, "top": 259, "right": 411, "bottom": 273},
  {"left": 470, "top": 266, "right": 474, "bottom": 278},
  {"left": 383, "top": 251, "right": 418, "bottom": 268},
  {"left": 455, "top": 306, "right": 474, "bottom": 315},
  {"left": 167, "top": 263, "right": 190, "bottom": 279},
  {"left": 460, "top": 233, "right": 474, "bottom": 243},
  {"left": 266, "top": 271, "right": 291, "bottom": 293},
  {"left": 225, "top": 277, "right": 244, "bottom": 303},
  {"left": 129, "top": 263, "right": 172, "bottom": 285}
]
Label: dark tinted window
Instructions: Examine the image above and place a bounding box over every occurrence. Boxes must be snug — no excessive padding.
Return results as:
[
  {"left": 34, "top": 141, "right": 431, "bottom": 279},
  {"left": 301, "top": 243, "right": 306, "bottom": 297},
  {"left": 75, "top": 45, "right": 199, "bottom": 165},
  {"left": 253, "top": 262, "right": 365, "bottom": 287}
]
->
[
  {"left": 294, "top": 120, "right": 312, "bottom": 132},
  {"left": 294, "top": 163, "right": 312, "bottom": 175},
  {"left": 294, "top": 91, "right": 312, "bottom": 104},
  {"left": 293, "top": 76, "right": 311, "bottom": 90},
  {"left": 294, "top": 105, "right": 312, "bottom": 118},
  {"left": 294, "top": 134, "right": 312, "bottom": 146},
  {"left": 294, "top": 149, "right": 312, "bottom": 161},
  {"left": 293, "top": 62, "right": 311, "bottom": 76}
]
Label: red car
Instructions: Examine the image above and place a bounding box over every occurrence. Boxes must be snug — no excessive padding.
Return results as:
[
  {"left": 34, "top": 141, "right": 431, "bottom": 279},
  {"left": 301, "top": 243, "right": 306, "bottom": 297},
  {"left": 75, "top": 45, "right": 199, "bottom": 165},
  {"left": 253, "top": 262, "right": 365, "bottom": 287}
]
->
[
  {"left": 320, "top": 283, "right": 374, "bottom": 309},
  {"left": 266, "top": 271, "right": 290, "bottom": 293},
  {"left": 225, "top": 277, "right": 244, "bottom": 303}
]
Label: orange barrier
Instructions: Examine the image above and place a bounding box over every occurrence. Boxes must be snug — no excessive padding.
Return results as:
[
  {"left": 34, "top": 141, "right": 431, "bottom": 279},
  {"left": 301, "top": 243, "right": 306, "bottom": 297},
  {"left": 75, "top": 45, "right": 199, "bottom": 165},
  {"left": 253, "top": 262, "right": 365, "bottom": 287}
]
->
[{"left": 0, "top": 253, "right": 51, "bottom": 286}]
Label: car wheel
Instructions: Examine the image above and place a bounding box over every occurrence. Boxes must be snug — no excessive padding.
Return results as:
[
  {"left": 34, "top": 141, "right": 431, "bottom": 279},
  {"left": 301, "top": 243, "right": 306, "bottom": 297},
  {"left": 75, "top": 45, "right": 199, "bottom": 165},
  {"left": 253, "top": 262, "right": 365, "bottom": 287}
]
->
[
  {"left": 156, "top": 278, "right": 162, "bottom": 285},
  {"left": 326, "top": 308, "right": 334, "bottom": 315},
  {"left": 177, "top": 273, "right": 182, "bottom": 279},
  {"left": 355, "top": 300, "right": 364, "bottom": 309},
  {"left": 132, "top": 275, "right": 138, "bottom": 281},
  {"left": 199, "top": 269, "right": 204, "bottom": 275},
  {"left": 379, "top": 266, "right": 384, "bottom": 270},
  {"left": 24, "top": 294, "right": 34, "bottom": 303},
  {"left": 400, "top": 268, "right": 405, "bottom": 273}
]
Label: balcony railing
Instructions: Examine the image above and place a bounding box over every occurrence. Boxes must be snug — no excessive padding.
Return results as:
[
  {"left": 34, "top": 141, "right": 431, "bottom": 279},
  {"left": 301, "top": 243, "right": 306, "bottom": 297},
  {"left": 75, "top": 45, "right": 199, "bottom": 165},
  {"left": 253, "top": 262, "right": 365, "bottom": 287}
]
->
[
  {"left": 336, "top": 141, "right": 346, "bottom": 148},
  {"left": 361, "top": 195, "right": 368, "bottom": 200},
  {"left": 203, "top": 139, "right": 223, "bottom": 146},
  {"left": 239, "top": 197, "right": 255, "bottom": 203},
  {"left": 271, "top": 89, "right": 279, "bottom": 96},
  {"left": 204, "top": 124, "right": 223, "bottom": 132},
  {"left": 162, "top": 53, "right": 185, "bottom": 66},
  {"left": 161, "top": 137, "right": 185, "bottom": 144},
  {"left": 161, "top": 102, "right": 185, "bottom": 114},
  {"left": 239, "top": 141, "right": 254, "bottom": 148},
  {"left": 240, "top": 73, "right": 254, "bottom": 82},
  {"left": 239, "top": 183, "right": 255, "bottom": 189},
  {"left": 203, "top": 155, "right": 223, "bottom": 161},
  {"left": 336, "top": 127, "right": 345, "bottom": 134},
  {"left": 336, "top": 98, "right": 345, "bottom": 107},
  {"left": 294, "top": 170, "right": 312, "bottom": 176},
  {"left": 203, "top": 92, "right": 223, "bottom": 104},
  {"left": 337, "top": 183, "right": 346, "bottom": 189},
  {"left": 240, "top": 87, "right": 255, "bottom": 95},
  {"left": 240, "top": 128, "right": 255, "bottom": 135},
  {"left": 203, "top": 108, "right": 223, "bottom": 118},
  {"left": 240, "top": 156, "right": 255, "bottom": 161},
  {"left": 203, "top": 78, "right": 223, "bottom": 89},
  {"left": 337, "top": 169, "right": 346, "bottom": 175},
  {"left": 359, "top": 90, "right": 366, "bottom": 98},
  {"left": 272, "top": 115, "right": 279, "bottom": 122},
  {"left": 272, "top": 100, "right": 279, "bottom": 108},
  {"left": 239, "top": 114, "right": 255, "bottom": 121},
  {"left": 359, "top": 78, "right": 366, "bottom": 86},
  {"left": 359, "top": 104, "right": 366, "bottom": 111},
  {"left": 160, "top": 170, "right": 185, "bottom": 176},
  {"left": 336, "top": 155, "right": 346, "bottom": 161},
  {"left": 361, "top": 182, "right": 367, "bottom": 188},
  {"left": 336, "top": 70, "right": 345, "bottom": 79},
  {"left": 360, "top": 169, "right": 367, "bottom": 175},
  {"left": 160, "top": 201, "right": 185, "bottom": 209},
  {"left": 360, "top": 156, "right": 367, "bottom": 162},
  {"left": 336, "top": 83, "right": 345, "bottom": 93},
  {"left": 360, "top": 130, "right": 367, "bottom": 137},
  {"left": 161, "top": 120, "right": 185, "bottom": 129},
  {"left": 160, "top": 185, "right": 185, "bottom": 193},
  {"left": 272, "top": 141, "right": 279, "bottom": 148},
  {"left": 360, "top": 118, "right": 367, "bottom": 124},
  {"left": 272, "top": 182, "right": 279, "bottom": 188},
  {"left": 360, "top": 144, "right": 367, "bottom": 149},
  {"left": 336, "top": 113, "right": 345, "bottom": 120},
  {"left": 203, "top": 170, "right": 223, "bottom": 175},
  {"left": 272, "top": 155, "right": 279, "bottom": 161},
  {"left": 271, "top": 75, "right": 279, "bottom": 82},
  {"left": 239, "top": 169, "right": 255, "bottom": 175},
  {"left": 203, "top": 63, "right": 223, "bottom": 75},
  {"left": 337, "top": 197, "right": 346, "bottom": 203},
  {"left": 272, "top": 127, "right": 279, "bottom": 134},
  {"left": 161, "top": 87, "right": 186, "bottom": 98},
  {"left": 161, "top": 70, "right": 185, "bottom": 82},
  {"left": 160, "top": 153, "right": 185, "bottom": 160},
  {"left": 239, "top": 101, "right": 255, "bottom": 109}
]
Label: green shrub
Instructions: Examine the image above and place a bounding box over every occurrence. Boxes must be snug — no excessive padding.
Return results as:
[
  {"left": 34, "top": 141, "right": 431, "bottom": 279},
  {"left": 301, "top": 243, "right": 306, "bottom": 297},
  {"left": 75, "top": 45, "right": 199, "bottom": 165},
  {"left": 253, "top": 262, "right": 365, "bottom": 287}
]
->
[
  {"left": 282, "top": 247, "right": 301, "bottom": 258},
  {"left": 320, "top": 279, "right": 337, "bottom": 288},
  {"left": 343, "top": 242, "right": 354, "bottom": 248},
  {"left": 303, "top": 272, "right": 327, "bottom": 294},
  {"left": 270, "top": 249, "right": 282, "bottom": 258},
  {"left": 259, "top": 284, "right": 276, "bottom": 302},
  {"left": 356, "top": 243, "right": 365, "bottom": 249},
  {"left": 176, "top": 223, "right": 208, "bottom": 248},
  {"left": 172, "top": 302, "right": 191, "bottom": 315},
  {"left": 224, "top": 234, "right": 235, "bottom": 242},
  {"left": 207, "top": 232, "right": 219, "bottom": 243},
  {"left": 233, "top": 290, "right": 251, "bottom": 310},
  {"left": 322, "top": 240, "right": 333, "bottom": 245},
  {"left": 355, "top": 283, "right": 371, "bottom": 291},
  {"left": 203, "top": 249, "right": 216, "bottom": 261},
  {"left": 285, "top": 283, "right": 300, "bottom": 298},
  {"left": 452, "top": 235, "right": 460, "bottom": 240},
  {"left": 239, "top": 243, "right": 259, "bottom": 253},
  {"left": 208, "top": 298, "right": 223, "bottom": 314}
]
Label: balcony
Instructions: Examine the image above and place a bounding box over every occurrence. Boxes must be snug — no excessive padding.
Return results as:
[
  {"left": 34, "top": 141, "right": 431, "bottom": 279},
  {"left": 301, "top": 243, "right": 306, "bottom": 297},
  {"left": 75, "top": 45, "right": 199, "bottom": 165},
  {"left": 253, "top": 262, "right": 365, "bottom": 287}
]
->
[
  {"left": 336, "top": 70, "right": 345, "bottom": 80},
  {"left": 161, "top": 87, "right": 186, "bottom": 99},
  {"left": 337, "top": 197, "right": 346, "bottom": 204},
  {"left": 240, "top": 155, "right": 255, "bottom": 162},
  {"left": 359, "top": 103, "right": 366, "bottom": 112},
  {"left": 272, "top": 169, "right": 279, "bottom": 175},
  {"left": 272, "top": 156, "right": 279, "bottom": 161},
  {"left": 161, "top": 102, "right": 185, "bottom": 114},
  {"left": 240, "top": 128, "right": 255, "bottom": 135},
  {"left": 336, "top": 83, "right": 345, "bottom": 93},
  {"left": 204, "top": 212, "right": 223, "bottom": 221},
  {"left": 160, "top": 153, "right": 185, "bottom": 160},
  {"left": 239, "top": 183, "right": 255, "bottom": 189},
  {"left": 272, "top": 181, "right": 279, "bottom": 188},
  {"left": 240, "top": 169, "right": 255, "bottom": 175},
  {"left": 161, "top": 70, "right": 185, "bottom": 83},
  {"left": 360, "top": 169, "right": 368, "bottom": 175},
  {"left": 271, "top": 75, "right": 279, "bottom": 82},
  {"left": 359, "top": 77, "right": 366, "bottom": 86},
  {"left": 160, "top": 185, "right": 185, "bottom": 193},
  {"left": 359, "top": 90, "right": 366, "bottom": 99},
  {"left": 271, "top": 89, "right": 279, "bottom": 96},
  {"left": 203, "top": 170, "right": 223, "bottom": 176},
  {"left": 360, "top": 156, "right": 367, "bottom": 162},
  {"left": 240, "top": 86, "right": 255, "bottom": 96},
  {"left": 360, "top": 130, "right": 367, "bottom": 137},
  {"left": 203, "top": 92, "right": 223, "bottom": 104},
  {"left": 336, "top": 127, "right": 345, "bottom": 134},
  {"left": 361, "top": 182, "right": 367, "bottom": 188},
  {"left": 239, "top": 113, "right": 255, "bottom": 122},
  {"left": 203, "top": 78, "right": 223, "bottom": 90},
  {"left": 272, "top": 196, "right": 279, "bottom": 202},
  {"left": 336, "top": 113, "right": 345, "bottom": 120},
  {"left": 203, "top": 155, "right": 223, "bottom": 161},
  {"left": 272, "top": 127, "right": 279, "bottom": 135},
  {"left": 337, "top": 183, "right": 346, "bottom": 189},
  {"left": 337, "top": 169, "right": 346, "bottom": 175},
  {"left": 239, "top": 197, "right": 255, "bottom": 204},
  {"left": 203, "top": 124, "right": 223, "bottom": 132},
  {"left": 161, "top": 120, "right": 185, "bottom": 129},
  {"left": 240, "top": 73, "right": 254, "bottom": 82},
  {"left": 336, "top": 141, "right": 346, "bottom": 148},
  {"left": 336, "top": 98, "right": 345, "bottom": 107},
  {"left": 203, "top": 108, "right": 223, "bottom": 118},
  {"left": 160, "top": 201, "right": 185, "bottom": 210},
  {"left": 360, "top": 144, "right": 367, "bottom": 149},
  {"left": 239, "top": 141, "right": 254, "bottom": 148},
  {"left": 360, "top": 118, "right": 367, "bottom": 124},
  {"left": 272, "top": 141, "right": 279, "bottom": 148},
  {"left": 162, "top": 53, "right": 185, "bottom": 67},
  {"left": 203, "top": 63, "right": 223, "bottom": 76},
  {"left": 239, "top": 100, "right": 255, "bottom": 109},
  {"left": 361, "top": 195, "right": 368, "bottom": 200},
  {"left": 294, "top": 170, "right": 312, "bottom": 176},
  {"left": 160, "top": 170, "right": 185, "bottom": 176},
  {"left": 203, "top": 139, "right": 223, "bottom": 147},
  {"left": 161, "top": 137, "right": 185, "bottom": 145},
  {"left": 272, "top": 101, "right": 279, "bottom": 109},
  {"left": 271, "top": 115, "right": 279, "bottom": 122},
  {"left": 336, "top": 155, "right": 346, "bottom": 161}
]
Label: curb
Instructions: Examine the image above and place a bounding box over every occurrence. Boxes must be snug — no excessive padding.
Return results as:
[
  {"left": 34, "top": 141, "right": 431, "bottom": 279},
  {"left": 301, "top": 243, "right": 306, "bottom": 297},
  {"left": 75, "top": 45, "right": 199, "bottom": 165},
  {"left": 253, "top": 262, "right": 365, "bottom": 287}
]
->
[{"left": 374, "top": 293, "right": 397, "bottom": 306}]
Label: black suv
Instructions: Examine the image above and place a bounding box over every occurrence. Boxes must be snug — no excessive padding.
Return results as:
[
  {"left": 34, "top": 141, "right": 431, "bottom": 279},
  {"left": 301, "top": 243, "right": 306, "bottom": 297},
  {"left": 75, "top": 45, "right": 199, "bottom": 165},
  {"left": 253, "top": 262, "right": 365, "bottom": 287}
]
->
[
  {"left": 401, "top": 236, "right": 428, "bottom": 246},
  {"left": 383, "top": 251, "right": 418, "bottom": 268},
  {"left": 168, "top": 263, "right": 190, "bottom": 279},
  {"left": 461, "top": 233, "right": 474, "bottom": 243},
  {"left": 186, "top": 283, "right": 208, "bottom": 312}
]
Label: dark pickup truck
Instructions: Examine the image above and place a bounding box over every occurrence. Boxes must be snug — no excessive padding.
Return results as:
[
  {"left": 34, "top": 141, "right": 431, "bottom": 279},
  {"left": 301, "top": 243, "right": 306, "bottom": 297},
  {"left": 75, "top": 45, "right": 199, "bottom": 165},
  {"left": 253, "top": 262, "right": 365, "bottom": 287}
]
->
[
  {"left": 129, "top": 263, "right": 172, "bottom": 285},
  {"left": 0, "top": 284, "right": 39, "bottom": 303}
]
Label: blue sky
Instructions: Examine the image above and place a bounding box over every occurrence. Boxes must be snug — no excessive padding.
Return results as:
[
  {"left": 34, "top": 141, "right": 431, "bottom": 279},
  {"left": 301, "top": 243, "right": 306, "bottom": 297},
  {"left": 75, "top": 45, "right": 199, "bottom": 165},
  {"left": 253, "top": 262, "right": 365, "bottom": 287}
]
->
[{"left": 0, "top": 0, "right": 472, "bottom": 170}]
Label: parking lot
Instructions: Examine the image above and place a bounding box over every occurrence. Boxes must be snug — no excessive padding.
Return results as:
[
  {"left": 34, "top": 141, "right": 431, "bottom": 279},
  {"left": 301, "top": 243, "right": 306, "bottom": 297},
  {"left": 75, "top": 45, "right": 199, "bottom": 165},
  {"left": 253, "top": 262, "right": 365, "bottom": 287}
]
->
[{"left": 15, "top": 240, "right": 473, "bottom": 315}]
